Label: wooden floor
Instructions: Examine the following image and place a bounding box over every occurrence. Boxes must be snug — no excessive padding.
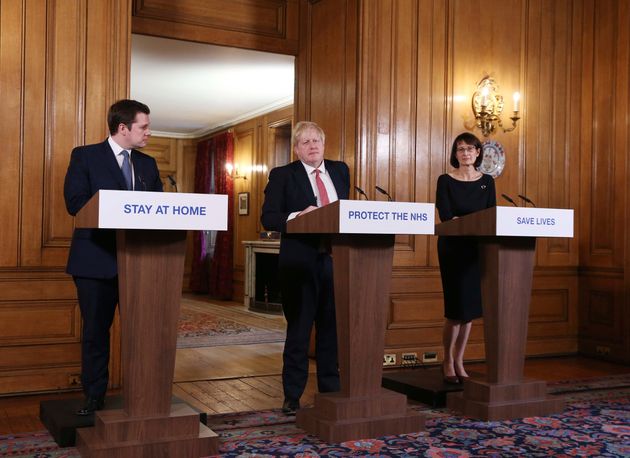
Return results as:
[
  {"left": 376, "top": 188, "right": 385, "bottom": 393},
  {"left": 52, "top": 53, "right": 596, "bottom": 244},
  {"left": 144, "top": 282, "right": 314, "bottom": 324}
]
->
[
  {"left": 175, "top": 342, "right": 286, "bottom": 382},
  {"left": 1, "top": 297, "right": 629, "bottom": 435}
]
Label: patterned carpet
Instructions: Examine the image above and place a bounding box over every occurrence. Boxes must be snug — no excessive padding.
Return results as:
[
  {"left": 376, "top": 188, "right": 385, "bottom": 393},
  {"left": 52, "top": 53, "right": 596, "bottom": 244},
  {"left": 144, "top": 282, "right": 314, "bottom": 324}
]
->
[
  {"left": 177, "top": 298, "right": 285, "bottom": 348},
  {"left": 210, "top": 391, "right": 630, "bottom": 457},
  {"left": 2, "top": 379, "right": 629, "bottom": 457}
]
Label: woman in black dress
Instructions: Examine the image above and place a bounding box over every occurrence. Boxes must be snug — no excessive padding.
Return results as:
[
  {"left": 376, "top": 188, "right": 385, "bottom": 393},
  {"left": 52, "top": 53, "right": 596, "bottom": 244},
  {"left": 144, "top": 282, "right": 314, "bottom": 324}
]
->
[{"left": 436, "top": 132, "right": 496, "bottom": 383}]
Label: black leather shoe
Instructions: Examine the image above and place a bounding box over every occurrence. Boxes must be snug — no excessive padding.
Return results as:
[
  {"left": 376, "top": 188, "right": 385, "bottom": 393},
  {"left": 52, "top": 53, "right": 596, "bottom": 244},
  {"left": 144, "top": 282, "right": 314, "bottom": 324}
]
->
[
  {"left": 76, "top": 396, "right": 105, "bottom": 416},
  {"left": 281, "top": 398, "right": 300, "bottom": 414}
]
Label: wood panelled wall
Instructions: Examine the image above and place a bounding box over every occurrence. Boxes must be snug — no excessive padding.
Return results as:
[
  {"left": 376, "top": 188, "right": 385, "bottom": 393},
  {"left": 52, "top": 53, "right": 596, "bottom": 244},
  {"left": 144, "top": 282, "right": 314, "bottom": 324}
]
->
[
  {"left": 578, "top": 0, "right": 630, "bottom": 361},
  {"left": 0, "top": 0, "right": 131, "bottom": 395},
  {"left": 297, "top": 0, "right": 630, "bottom": 364},
  {"left": 132, "top": 0, "right": 299, "bottom": 54}
]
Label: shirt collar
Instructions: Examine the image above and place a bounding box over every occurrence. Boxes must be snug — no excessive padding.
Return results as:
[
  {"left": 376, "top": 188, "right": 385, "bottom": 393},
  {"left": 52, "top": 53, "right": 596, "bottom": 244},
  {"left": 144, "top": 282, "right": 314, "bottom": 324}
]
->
[
  {"left": 108, "top": 136, "right": 131, "bottom": 157},
  {"left": 300, "top": 160, "right": 326, "bottom": 175}
]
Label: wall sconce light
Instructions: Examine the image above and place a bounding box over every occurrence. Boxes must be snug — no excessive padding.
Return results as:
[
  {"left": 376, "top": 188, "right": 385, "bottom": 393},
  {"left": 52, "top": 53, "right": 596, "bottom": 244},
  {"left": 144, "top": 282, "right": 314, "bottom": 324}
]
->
[
  {"left": 251, "top": 164, "right": 268, "bottom": 173},
  {"left": 225, "top": 163, "right": 268, "bottom": 180},
  {"left": 225, "top": 162, "right": 247, "bottom": 180},
  {"left": 469, "top": 75, "right": 520, "bottom": 137}
]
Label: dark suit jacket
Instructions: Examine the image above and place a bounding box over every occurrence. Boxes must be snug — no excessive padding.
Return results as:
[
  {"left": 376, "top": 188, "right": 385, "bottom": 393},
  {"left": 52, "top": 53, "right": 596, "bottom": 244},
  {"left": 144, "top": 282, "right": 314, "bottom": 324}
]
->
[
  {"left": 261, "top": 159, "right": 350, "bottom": 273},
  {"left": 64, "top": 139, "right": 163, "bottom": 278}
]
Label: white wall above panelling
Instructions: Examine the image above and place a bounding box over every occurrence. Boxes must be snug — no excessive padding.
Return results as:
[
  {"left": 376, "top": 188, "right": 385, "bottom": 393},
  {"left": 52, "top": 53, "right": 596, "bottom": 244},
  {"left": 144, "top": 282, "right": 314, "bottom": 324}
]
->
[{"left": 131, "top": 34, "right": 294, "bottom": 138}]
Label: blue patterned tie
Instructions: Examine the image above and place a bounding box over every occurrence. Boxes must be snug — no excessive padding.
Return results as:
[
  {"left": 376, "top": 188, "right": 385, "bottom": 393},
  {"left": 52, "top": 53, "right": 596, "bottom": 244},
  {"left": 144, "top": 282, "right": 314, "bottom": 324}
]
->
[{"left": 121, "top": 150, "right": 132, "bottom": 190}]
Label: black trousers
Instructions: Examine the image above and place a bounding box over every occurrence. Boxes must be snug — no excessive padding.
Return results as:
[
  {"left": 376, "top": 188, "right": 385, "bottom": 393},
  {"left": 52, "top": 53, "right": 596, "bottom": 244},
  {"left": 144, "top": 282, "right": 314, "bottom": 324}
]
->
[
  {"left": 73, "top": 276, "right": 118, "bottom": 398},
  {"left": 281, "top": 254, "right": 340, "bottom": 401}
]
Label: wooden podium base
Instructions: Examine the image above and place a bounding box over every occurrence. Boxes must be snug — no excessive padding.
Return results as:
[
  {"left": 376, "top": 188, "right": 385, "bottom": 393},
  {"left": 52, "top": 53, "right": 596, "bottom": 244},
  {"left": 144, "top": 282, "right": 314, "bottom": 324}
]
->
[
  {"left": 296, "top": 388, "right": 425, "bottom": 443},
  {"left": 76, "top": 403, "right": 218, "bottom": 457},
  {"left": 447, "top": 378, "right": 565, "bottom": 421}
]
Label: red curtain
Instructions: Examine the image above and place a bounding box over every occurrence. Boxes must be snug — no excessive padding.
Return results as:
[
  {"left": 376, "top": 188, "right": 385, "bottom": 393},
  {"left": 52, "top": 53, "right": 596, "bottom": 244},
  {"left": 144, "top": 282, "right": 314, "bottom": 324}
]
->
[
  {"left": 208, "top": 133, "right": 234, "bottom": 298},
  {"left": 189, "top": 132, "right": 234, "bottom": 299}
]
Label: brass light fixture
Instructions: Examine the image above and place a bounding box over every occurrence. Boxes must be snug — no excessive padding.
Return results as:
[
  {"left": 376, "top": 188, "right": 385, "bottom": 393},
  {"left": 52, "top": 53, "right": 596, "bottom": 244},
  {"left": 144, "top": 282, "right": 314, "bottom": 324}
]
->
[
  {"left": 470, "top": 75, "right": 520, "bottom": 137},
  {"left": 225, "top": 163, "right": 268, "bottom": 180},
  {"left": 225, "top": 162, "right": 247, "bottom": 180}
]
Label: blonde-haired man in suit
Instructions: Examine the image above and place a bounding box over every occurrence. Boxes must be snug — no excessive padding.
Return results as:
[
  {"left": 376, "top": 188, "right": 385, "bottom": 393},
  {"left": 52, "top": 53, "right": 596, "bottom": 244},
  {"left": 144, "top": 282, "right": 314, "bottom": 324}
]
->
[{"left": 261, "top": 121, "right": 350, "bottom": 413}]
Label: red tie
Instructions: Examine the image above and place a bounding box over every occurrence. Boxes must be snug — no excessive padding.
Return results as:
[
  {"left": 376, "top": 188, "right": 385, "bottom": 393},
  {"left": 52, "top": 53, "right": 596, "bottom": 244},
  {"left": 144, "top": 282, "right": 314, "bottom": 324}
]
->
[{"left": 314, "top": 169, "right": 330, "bottom": 207}]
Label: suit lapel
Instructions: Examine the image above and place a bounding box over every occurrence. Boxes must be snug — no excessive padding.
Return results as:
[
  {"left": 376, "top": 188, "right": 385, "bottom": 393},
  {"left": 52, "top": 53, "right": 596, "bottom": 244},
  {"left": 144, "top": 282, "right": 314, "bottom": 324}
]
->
[
  {"left": 291, "top": 161, "right": 317, "bottom": 207},
  {"left": 325, "top": 160, "right": 347, "bottom": 199},
  {"left": 101, "top": 140, "right": 128, "bottom": 190},
  {"left": 131, "top": 149, "right": 144, "bottom": 191}
]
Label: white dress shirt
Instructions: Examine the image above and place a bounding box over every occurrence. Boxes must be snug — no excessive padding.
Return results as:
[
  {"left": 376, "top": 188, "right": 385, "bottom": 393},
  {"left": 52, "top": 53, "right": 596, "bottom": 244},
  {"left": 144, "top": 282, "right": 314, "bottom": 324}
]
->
[{"left": 287, "top": 161, "right": 338, "bottom": 221}]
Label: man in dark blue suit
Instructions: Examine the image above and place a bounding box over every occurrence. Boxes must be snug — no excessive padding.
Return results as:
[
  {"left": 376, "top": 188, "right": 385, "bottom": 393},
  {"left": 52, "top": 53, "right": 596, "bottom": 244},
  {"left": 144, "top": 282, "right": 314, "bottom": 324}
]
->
[
  {"left": 261, "top": 121, "right": 350, "bottom": 414},
  {"left": 64, "top": 99, "right": 163, "bottom": 416}
]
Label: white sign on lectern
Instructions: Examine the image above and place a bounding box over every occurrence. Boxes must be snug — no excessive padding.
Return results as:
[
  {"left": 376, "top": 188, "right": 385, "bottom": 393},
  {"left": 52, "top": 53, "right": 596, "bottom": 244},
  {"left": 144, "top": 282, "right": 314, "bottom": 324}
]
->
[
  {"left": 495, "top": 206, "right": 573, "bottom": 237},
  {"left": 338, "top": 200, "right": 435, "bottom": 234},
  {"left": 94, "top": 190, "right": 228, "bottom": 230}
]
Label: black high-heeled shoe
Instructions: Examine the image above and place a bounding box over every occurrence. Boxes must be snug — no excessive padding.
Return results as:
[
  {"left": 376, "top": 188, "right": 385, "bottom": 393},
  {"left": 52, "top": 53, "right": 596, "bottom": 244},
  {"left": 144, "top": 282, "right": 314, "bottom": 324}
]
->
[
  {"left": 454, "top": 368, "right": 469, "bottom": 382},
  {"left": 442, "top": 367, "right": 460, "bottom": 384}
]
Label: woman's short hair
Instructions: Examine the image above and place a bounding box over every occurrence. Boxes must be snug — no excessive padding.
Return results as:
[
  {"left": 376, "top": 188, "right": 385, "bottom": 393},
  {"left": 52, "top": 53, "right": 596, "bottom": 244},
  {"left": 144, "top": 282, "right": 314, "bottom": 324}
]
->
[
  {"left": 293, "top": 121, "right": 326, "bottom": 147},
  {"left": 450, "top": 132, "right": 483, "bottom": 168}
]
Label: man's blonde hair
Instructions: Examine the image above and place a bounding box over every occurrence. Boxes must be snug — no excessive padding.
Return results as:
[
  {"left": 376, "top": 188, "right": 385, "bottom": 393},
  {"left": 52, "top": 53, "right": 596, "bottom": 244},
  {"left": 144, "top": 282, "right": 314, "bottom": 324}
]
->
[{"left": 292, "top": 121, "right": 326, "bottom": 147}]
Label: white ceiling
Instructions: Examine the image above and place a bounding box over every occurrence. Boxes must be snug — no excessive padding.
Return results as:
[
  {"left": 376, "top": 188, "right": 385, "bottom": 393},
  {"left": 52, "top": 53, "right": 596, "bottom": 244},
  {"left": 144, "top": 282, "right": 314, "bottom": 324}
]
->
[{"left": 130, "top": 34, "right": 295, "bottom": 138}]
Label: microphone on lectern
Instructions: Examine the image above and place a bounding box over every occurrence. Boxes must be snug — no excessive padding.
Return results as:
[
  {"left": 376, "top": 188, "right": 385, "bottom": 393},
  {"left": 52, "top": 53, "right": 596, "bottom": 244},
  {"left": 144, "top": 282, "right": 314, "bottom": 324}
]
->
[
  {"left": 138, "top": 176, "right": 147, "bottom": 191},
  {"left": 167, "top": 175, "right": 178, "bottom": 192},
  {"left": 501, "top": 193, "right": 518, "bottom": 207},
  {"left": 517, "top": 194, "right": 537, "bottom": 207},
  {"left": 354, "top": 186, "right": 368, "bottom": 200},
  {"left": 375, "top": 186, "right": 393, "bottom": 202}
]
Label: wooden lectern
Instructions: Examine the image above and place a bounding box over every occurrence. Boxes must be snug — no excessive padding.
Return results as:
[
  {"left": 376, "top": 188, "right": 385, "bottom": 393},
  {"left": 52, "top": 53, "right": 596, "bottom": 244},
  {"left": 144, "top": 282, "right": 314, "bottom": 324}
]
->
[
  {"left": 72, "top": 190, "right": 226, "bottom": 457},
  {"left": 287, "top": 200, "right": 434, "bottom": 443},
  {"left": 435, "top": 206, "right": 573, "bottom": 420}
]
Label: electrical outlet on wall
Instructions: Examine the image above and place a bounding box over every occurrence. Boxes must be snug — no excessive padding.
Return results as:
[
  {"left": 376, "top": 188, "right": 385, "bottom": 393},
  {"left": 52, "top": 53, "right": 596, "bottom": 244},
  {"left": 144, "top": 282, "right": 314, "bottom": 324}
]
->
[
  {"left": 383, "top": 354, "right": 396, "bottom": 366},
  {"left": 422, "top": 351, "right": 438, "bottom": 363},
  {"left": 401, "top": 352, "right": 418, "bottom": 365}
]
